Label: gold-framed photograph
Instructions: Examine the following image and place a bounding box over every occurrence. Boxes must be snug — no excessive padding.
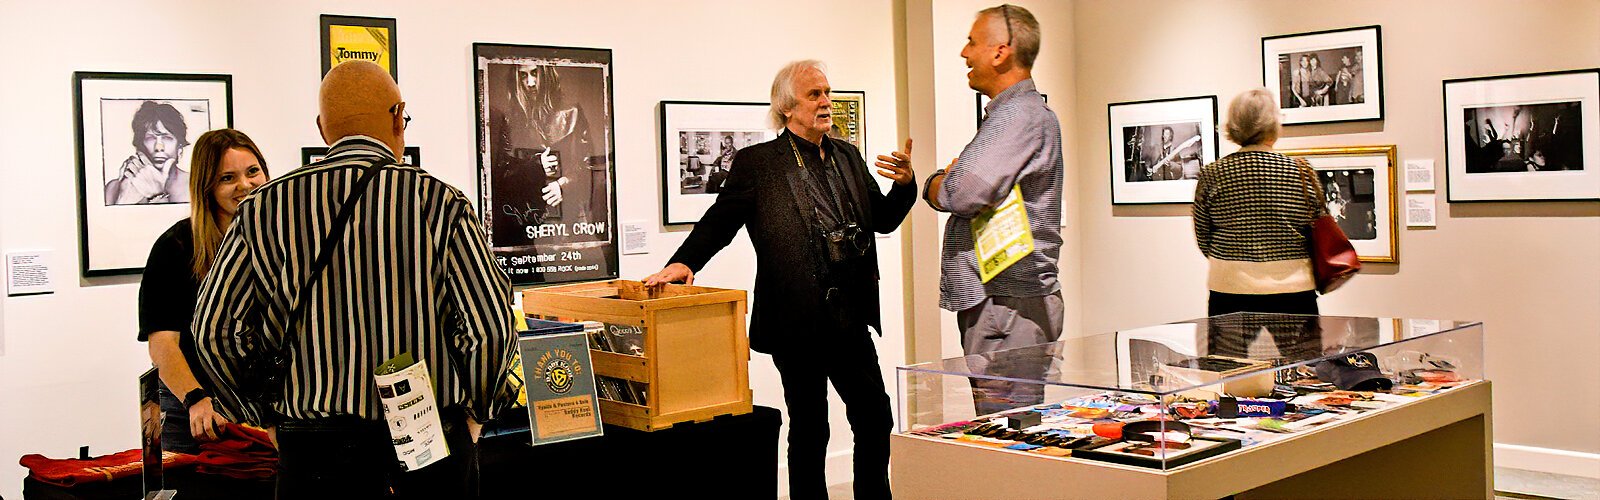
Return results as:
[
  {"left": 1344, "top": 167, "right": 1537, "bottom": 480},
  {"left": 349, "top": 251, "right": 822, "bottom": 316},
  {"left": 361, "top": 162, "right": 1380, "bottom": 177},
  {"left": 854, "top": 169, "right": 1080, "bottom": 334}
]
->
[{"left": 1280, "top": 145, "right": 1399, "bottom": 263}]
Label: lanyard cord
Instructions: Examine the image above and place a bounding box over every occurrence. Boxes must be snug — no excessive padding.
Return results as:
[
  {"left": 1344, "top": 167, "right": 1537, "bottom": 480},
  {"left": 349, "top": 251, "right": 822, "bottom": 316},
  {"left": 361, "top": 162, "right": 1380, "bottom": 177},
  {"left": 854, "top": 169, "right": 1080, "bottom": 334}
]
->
[{"left": 787, "top": 135, "right": 856, "bottom": 226}]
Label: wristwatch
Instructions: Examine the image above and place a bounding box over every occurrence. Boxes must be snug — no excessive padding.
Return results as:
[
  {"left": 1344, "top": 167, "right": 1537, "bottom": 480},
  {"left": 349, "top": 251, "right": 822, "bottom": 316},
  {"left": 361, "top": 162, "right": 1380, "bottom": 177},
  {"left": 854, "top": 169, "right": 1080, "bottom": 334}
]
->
[{"left": 182, "top": 388, "right": 210, "bottom": 409}]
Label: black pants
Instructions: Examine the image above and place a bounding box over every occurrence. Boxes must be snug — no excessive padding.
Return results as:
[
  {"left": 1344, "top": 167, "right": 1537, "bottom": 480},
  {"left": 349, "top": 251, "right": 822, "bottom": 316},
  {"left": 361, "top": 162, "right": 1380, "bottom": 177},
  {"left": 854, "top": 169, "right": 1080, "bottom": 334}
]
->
[
  {"left": 1208, "top": 290, "right": 1319, "bottom": 316},
  {"left": 274, "top": 407, "right": 477, "bottom": 499},
  {"left": 772, "top": 330, "right": 893, "bottom": 500}
]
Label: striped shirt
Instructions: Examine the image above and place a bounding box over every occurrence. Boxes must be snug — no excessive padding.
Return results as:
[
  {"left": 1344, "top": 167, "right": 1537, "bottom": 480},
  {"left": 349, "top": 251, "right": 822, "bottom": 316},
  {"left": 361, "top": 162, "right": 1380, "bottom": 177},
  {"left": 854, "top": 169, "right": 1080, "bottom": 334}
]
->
[
  {"left": 927, "top": 79, "right": 1063, "bottom": 312},
  {"left": 1192, "top": 150, "right": 1325, "bottom": 293},
  {"left": 192, "top": 136, "right": 516, "bottom": 426}
]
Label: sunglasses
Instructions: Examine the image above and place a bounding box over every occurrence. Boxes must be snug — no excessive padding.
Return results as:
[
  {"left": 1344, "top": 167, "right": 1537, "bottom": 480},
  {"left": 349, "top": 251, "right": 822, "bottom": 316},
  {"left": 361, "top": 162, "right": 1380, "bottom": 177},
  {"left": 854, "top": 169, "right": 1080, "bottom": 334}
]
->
[{"left": 999, "top": 4, "right": 1014, "bottom": 46}]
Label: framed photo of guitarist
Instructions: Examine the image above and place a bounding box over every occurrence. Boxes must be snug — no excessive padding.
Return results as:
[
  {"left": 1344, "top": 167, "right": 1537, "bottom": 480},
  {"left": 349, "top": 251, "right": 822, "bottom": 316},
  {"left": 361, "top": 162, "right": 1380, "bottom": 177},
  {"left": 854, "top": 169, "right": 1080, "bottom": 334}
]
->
[{"left": 1107, "top": 95, "right": 1219, "bottom": 204}]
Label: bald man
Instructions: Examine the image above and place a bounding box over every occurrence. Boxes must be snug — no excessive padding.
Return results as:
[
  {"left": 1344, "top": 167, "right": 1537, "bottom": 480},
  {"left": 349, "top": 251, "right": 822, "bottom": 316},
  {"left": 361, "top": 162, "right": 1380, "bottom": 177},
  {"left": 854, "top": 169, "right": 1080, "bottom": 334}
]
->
[{"left": 193, "top": 61, "right": 516, "bottom": 498}]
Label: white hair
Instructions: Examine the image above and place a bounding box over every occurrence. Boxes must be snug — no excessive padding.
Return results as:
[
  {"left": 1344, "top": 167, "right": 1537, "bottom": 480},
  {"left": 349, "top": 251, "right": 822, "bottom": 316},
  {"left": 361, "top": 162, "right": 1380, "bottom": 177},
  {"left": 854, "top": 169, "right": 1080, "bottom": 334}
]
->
[
  {"left": 769, "top": 60, "right": 826, "bottom": 130},
  {"left": 1225, "top": 88, "right": 1282, "bottom": 146}
]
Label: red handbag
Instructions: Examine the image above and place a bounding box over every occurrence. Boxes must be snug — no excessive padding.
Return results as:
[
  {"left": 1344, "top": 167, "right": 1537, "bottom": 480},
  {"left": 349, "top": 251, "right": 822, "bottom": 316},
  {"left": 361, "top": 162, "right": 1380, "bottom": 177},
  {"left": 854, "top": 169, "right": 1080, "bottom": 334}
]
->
[{"left": 1297, "top": 158, "right": 1361, "bottom": 293}]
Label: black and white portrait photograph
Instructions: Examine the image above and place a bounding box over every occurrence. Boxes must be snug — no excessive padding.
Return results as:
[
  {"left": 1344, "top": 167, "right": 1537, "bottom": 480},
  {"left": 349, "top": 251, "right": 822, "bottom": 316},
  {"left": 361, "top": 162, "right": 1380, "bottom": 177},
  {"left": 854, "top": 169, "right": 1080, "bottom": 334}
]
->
[
  {"left": 659, "top": 101, "right": 774, "bottom": 225},
  {"left": 1263, "top": 26, "right": 1383, "bottom": 125},
  {"left": 1121, "top": 122, "right": 1203, "bottom": 183},
  {"left": 74, "top": 72, "right": 232, "bottom": 277},
  {"left": 1462, "top": 102, "right": 1583, "bottom": 174},
  {"left": 1107, "top": 96, "right": 1217, "bottom": 204},
  {"left": 1445, "top": 68, "right": 1600, "bottom": 202},
  {"left": 1320, "top": 168, "right": 1378, "bottom": 241},
  {"left": 1282, "top": 146, "right": 1398, "bottom": 263},
  {"left": 1276, "top": 47, "right": 1365, "bottom": 109},
  {"left": 677, "top": 131, "right": 765, "bottom": 195},
  {"left": 475, "top": 43, "right": 618, "bottom": 285}
]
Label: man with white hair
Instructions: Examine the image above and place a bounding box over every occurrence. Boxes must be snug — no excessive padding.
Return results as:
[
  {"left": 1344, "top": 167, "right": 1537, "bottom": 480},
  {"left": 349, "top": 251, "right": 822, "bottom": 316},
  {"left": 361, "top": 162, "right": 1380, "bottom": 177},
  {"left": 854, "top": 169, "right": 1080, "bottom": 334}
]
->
[
  {"left": 924, "top": 4, "right": 1064, "bottom": 415},
  {"left": 644, "top": 60, "right": 915, "bottom": 499}
]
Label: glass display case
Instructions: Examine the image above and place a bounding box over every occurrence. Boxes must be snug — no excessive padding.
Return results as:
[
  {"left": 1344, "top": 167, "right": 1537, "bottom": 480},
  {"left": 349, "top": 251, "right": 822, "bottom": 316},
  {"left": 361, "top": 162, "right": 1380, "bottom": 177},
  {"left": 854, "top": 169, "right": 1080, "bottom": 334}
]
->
[{"left": 896, "top": 314, "right": 1485, "bottom": 470}]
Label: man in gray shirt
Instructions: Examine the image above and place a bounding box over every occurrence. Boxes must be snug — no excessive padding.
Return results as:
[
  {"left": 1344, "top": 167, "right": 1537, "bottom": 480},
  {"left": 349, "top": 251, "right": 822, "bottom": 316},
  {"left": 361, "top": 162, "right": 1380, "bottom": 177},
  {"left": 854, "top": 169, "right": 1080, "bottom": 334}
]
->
[{"left": 923, "top": 4, "right": 1063, "bottom": 415}]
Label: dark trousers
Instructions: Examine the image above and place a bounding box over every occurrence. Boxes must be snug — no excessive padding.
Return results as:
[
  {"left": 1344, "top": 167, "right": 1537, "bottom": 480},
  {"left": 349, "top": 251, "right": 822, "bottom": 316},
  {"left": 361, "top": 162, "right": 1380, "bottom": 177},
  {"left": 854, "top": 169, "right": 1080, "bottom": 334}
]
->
[
  {"left": 274, "top": 407, "right": 477, "bottom": 499},
  {"left": 1208, "top": 290, "right": 1319, "bottom": 316},
  {"left": 772, "top": 330, "right": 893, "bottom": 500}
]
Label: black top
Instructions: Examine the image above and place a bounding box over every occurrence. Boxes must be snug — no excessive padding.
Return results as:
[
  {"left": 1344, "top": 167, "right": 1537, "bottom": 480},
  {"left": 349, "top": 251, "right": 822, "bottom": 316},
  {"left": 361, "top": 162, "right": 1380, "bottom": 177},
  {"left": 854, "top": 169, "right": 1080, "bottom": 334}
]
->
[
  {"left": 668, "top": 130, "right": 916, "bottom": 355},
  {"left": 138, "top": 218, "right": 204, "bottom": 379}
]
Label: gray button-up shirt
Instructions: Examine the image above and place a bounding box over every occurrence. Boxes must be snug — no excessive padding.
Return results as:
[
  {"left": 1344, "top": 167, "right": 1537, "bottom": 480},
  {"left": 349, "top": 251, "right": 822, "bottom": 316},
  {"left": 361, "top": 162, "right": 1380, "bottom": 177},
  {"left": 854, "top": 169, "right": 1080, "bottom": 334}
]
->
[{"left": 927, "top": 79, "right": 1063, "bottom": 312}]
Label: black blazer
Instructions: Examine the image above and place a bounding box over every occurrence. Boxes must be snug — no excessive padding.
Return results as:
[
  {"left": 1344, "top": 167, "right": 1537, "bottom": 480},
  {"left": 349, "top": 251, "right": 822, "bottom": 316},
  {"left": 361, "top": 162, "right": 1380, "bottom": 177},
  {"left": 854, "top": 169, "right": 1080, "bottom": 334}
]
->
[{"left": 669, "top": 131, "right": 916, "bottom": 355}]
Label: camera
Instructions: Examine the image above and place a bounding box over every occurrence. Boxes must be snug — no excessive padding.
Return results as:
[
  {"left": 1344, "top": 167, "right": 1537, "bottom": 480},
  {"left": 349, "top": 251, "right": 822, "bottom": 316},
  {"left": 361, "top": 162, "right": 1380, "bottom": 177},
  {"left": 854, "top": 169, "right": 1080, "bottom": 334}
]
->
[{"left": 823, "top": 222, "right": 872, "bottom": 263}]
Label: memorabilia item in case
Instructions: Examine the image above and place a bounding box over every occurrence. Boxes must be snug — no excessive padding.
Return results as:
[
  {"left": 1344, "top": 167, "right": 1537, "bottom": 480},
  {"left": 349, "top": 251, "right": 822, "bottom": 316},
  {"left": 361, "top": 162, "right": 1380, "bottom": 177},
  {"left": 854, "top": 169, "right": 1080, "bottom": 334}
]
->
[
  {"left": 896, "top": 314, "right": 1485, "bottom": 471},
  {"left": 517, "top": 319, "right": 603, "bottom": 445},
  {"left": 1107, "top": 96, "right": 1218, "bottom": 204},
  {"left": 1279, "top": 145, "right": 1399, "bottom": 263},
  {"left": 301, "top": 146, "right": 420, "bottom": 166},
  {"left": 1444, "top": 68, "right": 1598, "bottom": 202},
  {"left": 320, "top": 15, "right": 397, "bottom": 80},
  {"left": 74, "top": 72, "right": 231, "bottom": 276},
  {"left": 525, "top": 280, "right": 751, "bottom": 431},
  {"left": 828, "top": 91, "right": 865, "bottom": 152},
  {"left": 1262, "top": 25, "right": 1383, "bottom": 125},
  {"left": 658, "top": 101, "right": 774, "bottom": 225},
  {"left": 474, "top": 43, "right": 619, "bottom": 285}
]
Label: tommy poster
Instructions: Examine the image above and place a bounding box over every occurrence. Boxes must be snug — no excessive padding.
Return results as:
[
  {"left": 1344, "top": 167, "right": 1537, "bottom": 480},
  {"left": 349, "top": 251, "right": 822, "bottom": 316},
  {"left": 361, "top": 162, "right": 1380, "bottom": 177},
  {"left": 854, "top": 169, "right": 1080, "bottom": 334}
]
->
[{"left": 474, "top": 43, "right": 618, "bottom": 285}]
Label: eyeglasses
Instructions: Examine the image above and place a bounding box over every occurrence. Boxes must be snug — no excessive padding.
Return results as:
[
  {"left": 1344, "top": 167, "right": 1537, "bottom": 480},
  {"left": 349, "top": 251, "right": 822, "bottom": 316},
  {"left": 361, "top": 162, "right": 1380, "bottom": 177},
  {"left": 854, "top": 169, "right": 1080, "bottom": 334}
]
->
[
  {"left": 1000, "top": 4, "right": 1014, "bottom": 46},
  {"left": 390, "top": 102, "right": 411, "bottom": 130}
]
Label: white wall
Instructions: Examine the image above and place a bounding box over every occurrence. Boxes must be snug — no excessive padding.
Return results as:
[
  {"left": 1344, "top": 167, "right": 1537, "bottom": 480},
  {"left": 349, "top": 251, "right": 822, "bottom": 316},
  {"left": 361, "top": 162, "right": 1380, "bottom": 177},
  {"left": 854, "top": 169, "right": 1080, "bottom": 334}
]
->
[
  {"left": 0, "top": 1, "right": 908, "bottom": 496},
  {"left": 1069, "top": 0, "right": 1600, "bottom": 474}
]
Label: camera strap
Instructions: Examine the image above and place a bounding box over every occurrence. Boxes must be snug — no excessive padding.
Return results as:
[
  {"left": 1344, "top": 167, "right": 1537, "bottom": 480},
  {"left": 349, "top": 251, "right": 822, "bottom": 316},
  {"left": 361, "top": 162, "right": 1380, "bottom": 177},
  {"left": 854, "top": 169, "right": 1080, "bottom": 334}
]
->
[{"left": 787, "top": 135, "right": 855, "bottom": 228}]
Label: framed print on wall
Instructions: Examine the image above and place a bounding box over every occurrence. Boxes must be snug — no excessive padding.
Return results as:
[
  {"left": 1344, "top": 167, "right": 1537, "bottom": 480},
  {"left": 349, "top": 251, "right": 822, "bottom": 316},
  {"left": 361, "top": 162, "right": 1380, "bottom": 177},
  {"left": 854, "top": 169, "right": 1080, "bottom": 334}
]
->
[
  {"left": 1443, "top": 68, "right": 1599, "bottom": 202},
  {"left": 1262, "top": 25, "right": 1383, "bottom": 125},
  {"left": 1280, "top": 145, "right": 1399, "bottom": 263},
  {"left": 301, "top": 146, "right": 420, "bottom": 166},
  {"left": 320, "top": 15, "right": 397, "bottom": 81},
  {"left": 828, "top": 90, "right": 865, "bottom": 152},
  {"left": 658, "top": 101, "right": 775, "bottom": 225},
  {"left": 74, "top": 71, "right": 232, "bottom": 277},
  {"left": 473, "top": 43, "right": 619, "bottom": 286},
  {"left": 1107, "top": 96, "right": 1218, "bottom": 205}
]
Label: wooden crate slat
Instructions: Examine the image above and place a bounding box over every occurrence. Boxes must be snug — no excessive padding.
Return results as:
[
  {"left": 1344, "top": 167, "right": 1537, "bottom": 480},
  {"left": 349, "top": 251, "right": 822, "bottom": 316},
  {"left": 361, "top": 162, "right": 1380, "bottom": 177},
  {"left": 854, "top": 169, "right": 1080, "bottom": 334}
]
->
[{"left": 590, "top": 350, "right": 650, "bottom": 383}]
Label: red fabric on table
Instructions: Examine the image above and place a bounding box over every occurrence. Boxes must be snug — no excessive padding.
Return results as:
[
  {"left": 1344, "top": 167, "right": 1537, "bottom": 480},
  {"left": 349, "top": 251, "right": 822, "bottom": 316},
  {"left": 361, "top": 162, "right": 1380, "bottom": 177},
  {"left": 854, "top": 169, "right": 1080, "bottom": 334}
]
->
[
  {"left": 19, "top": 449, "right": 197, "bottom": 487},
  {"left": 193, "top": 423, "right": 279, "bottom": 479}
]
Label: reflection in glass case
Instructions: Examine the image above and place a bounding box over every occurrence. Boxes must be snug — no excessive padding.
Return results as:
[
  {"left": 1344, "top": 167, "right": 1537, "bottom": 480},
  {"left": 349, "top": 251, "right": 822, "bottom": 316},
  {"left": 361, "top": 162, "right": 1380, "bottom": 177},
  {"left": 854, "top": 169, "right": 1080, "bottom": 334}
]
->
[{"left": 896, "top": 314, "right": 1484, "bottom": 470}]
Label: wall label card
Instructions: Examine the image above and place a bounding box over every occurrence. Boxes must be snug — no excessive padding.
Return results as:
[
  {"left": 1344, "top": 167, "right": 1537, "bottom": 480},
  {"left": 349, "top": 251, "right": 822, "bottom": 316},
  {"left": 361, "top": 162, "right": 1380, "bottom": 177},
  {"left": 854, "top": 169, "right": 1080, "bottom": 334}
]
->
[
  {"left": 1404, "top": 159, "right": 1435, "bottom": 191},
  {"left": 1405, "top": 194, "right": 1437, "bottom": 228},
  {"left": 7, "top": 251, "right": 54, "bottom": 296}
]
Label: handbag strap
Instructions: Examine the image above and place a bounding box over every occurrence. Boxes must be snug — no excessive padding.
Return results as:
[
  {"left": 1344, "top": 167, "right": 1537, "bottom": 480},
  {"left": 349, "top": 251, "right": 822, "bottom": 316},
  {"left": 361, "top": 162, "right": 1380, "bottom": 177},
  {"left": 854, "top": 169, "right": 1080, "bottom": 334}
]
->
[{"left": 1291, "top": 157, "right": 1327, "bottom": 219}]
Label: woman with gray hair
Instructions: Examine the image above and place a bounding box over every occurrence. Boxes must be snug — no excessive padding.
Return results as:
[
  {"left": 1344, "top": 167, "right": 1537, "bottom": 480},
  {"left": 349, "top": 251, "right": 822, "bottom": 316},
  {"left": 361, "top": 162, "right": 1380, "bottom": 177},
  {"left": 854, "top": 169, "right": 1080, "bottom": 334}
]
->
[{"left": 1192, "top": 88, "right": 1325, "bottom": 316}]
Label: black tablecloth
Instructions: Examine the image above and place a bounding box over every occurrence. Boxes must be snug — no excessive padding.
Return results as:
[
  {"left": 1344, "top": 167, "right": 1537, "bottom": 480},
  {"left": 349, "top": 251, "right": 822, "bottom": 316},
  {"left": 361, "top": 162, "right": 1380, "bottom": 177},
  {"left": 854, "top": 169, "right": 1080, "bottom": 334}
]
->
[{"left": 23, "top": 406, "right": 781, "bottom": 500}]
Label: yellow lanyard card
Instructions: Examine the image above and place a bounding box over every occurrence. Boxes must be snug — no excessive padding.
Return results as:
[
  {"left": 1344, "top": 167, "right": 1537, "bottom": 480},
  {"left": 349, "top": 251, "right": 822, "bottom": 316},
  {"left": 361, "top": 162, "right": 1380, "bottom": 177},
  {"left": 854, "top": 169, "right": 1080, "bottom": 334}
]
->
[{"left": 972, "top": 185, "right": 1033, "bottom": 283}]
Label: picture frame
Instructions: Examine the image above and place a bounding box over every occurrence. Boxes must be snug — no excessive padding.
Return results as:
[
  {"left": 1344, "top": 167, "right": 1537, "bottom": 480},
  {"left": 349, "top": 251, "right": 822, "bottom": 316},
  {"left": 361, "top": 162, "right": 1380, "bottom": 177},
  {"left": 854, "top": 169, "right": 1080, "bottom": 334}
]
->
[
  {"left": 301, "top": 146, "right": 421, "bottom": 166},
  {"left": 828, "top": 90, "right": 866, "bottom": 152},
  {"left": 473, "top": 43, "right": 619, "bottom": 286},
  {"left": 658, "top": 101, "right": 775, "bottom": 226},
  {"left": 1262, "top": 25, "right": 1383, "bottom": 125},
  {"left": 1072, "top": 435, "right": 1242, "bottom": 469},
  {"left": 1107, "top": 96, "right": 1218, "bottom": 205},
  {"left": 1443, "top": 68, "right": 1599, "bottom": 202},
  {"left": 320, "top": 14, "right": 398, "bottom": 81},
  {"left": 74, "top": 71, "right": 232, "bottom": 277},
  {"left": 1280, "top": 145, "right": 1399, "bottom": 263}
]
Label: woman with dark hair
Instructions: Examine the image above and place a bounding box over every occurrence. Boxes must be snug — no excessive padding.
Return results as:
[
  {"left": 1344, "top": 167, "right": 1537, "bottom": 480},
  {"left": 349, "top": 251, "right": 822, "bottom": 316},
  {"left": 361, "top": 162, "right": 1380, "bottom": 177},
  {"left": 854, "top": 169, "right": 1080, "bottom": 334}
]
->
[
  {"left": 106, "top": 101, "right": 193, "bottom": 205},
  {"left": 137, "top": 128, "right": 269, "bottom": 453}
]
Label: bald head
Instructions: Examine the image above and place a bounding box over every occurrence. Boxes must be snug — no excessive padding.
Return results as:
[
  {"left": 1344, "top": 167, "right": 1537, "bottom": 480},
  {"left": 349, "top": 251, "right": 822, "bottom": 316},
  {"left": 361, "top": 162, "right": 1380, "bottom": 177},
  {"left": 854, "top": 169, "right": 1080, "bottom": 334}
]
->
[{"left": 318, "top": 61, "right": 405, "bottom": 153}]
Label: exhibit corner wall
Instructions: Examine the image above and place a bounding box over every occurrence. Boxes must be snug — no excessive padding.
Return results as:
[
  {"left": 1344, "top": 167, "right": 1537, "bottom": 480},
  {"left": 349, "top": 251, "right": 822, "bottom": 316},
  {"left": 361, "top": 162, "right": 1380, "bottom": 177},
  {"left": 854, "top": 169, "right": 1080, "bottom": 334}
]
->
[
  {"left": 1070, "top": 0, "right": 1600, "bottom": 476},
  {"left": 0, "top": 1, "right": 907, "bottom": 496}
]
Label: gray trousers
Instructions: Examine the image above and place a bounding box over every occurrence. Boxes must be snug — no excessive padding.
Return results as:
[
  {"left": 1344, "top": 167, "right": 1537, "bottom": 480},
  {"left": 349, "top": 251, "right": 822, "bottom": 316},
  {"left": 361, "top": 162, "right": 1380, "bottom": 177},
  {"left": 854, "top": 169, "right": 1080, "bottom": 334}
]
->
[{"left": 957, "top": 293, "right": 1065, "bottom": 416}]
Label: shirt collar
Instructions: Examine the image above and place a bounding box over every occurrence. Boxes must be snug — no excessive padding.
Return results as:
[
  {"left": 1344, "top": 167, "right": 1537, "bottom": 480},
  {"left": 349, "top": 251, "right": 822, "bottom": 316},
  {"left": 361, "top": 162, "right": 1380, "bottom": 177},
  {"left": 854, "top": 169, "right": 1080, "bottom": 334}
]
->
[
  {"left": 984, "top": 78, "right": 1038, "bottom": 116},
  {"left": 326, "top": 135, "right": 399, "bottom": 161},
  {"left": 783, "top": 128, "right": 828, "bottom": 157}
]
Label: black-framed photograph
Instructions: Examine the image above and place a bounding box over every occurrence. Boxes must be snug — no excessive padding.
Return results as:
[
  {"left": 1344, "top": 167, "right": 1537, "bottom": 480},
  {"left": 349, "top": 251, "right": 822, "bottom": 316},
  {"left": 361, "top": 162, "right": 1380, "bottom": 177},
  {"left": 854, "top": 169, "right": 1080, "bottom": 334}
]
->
[
  {"left": 658, "top": 101, "right": 774, "bottom": 225},
  {"left": 1262, "top": 25, "right": 1383, "bottom": 125},
  {"left": 1444, "top": 68, "right": 1599, "bottom": 202},
  {"left": 977, "top": 92, "right": 1048, "bottom": 128},
  {"left": 74, "top": 71, "right": 231, "bottom": 277},
  {"left": 1107, "top": 96, "right": 1218, "bottom": 205},
  {"left": 1280, "top": 146, "right": 1399, "bottom": 263},
  {"left": 1071, "top": 436, "right": 1241, "bottom": 469},
  {"left": 829, "top": 91, "right": 866, "bottom": 152},
  {"left": 320, "top": 15, "right": 397, "bottom": 81},
  {"left": 473, "top": 43, "right": 618, "bottom": 285},
  {"left": 301, "top": 146, "right": 420, "bottom": 166}
]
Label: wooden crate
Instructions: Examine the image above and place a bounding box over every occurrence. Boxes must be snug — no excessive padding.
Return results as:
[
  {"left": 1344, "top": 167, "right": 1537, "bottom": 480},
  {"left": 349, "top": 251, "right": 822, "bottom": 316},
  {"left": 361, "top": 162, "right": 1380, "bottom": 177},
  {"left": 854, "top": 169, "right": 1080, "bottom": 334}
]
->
[{"left": 523, "top": 279, "right": 752, "bottom": 431}]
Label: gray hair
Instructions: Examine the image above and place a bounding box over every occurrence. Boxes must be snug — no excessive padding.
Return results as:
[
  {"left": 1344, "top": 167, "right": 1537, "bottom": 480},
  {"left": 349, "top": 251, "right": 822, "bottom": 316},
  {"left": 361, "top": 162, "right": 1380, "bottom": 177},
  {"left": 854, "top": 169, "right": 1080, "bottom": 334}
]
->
[
  {"left": 769, "top": 60, "right": 826, "bottom": 130},
  {"left": 1225, "top": 88, "right": 1282, "bottom": 146},
  {"left": 978, "top": 4, "right": 1041, "bottom": 69}
]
